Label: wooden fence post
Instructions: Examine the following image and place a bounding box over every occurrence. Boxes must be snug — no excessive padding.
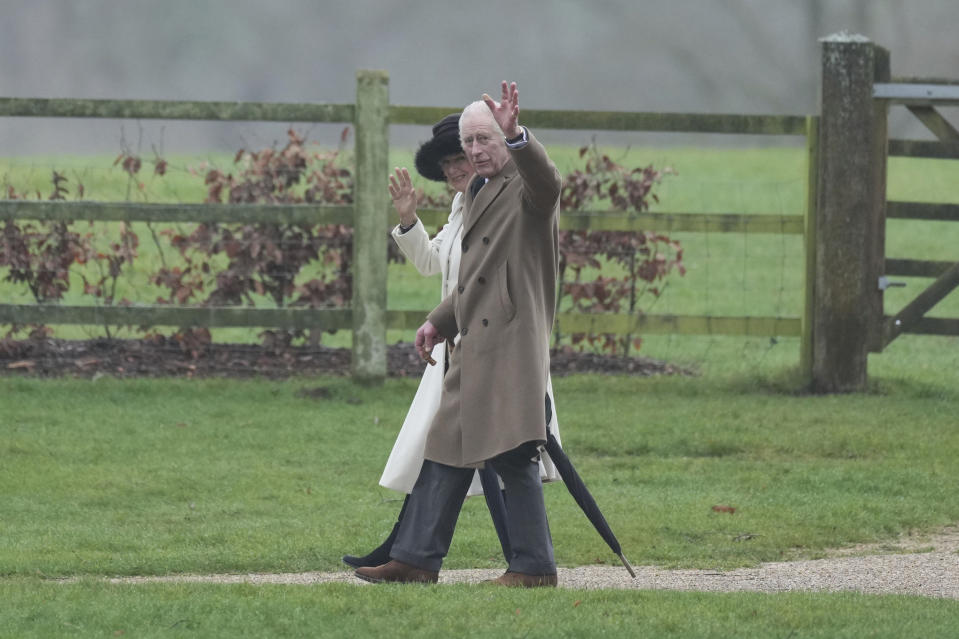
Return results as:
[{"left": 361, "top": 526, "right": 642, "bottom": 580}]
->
[
  {"left": 799, "top": 115, "right": 819, "bottom": 385},
  {"left": 814, "top": 35, "right": 888, "bottom": 392},
  {"left": 352, "top": 70, "right": 389, "bottom": 383}
]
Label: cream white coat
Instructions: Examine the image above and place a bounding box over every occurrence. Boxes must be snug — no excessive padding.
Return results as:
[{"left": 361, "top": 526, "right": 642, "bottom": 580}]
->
[{"left": 380, "top": 192, "right": 561, "bottom": 495}]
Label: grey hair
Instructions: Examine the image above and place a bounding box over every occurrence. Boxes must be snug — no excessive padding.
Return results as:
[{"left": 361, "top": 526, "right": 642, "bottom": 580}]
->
[{"left": 459, "top": 100, "right": 504, "bottom": 138}]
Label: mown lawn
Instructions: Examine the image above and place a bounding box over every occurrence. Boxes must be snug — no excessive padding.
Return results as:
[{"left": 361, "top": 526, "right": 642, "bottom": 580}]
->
[
  {"left": 2, "top": 355, "right": 959, "bottom": 636},
  {"left": 2, "top": 580, "right": 958, "bottom": 639}
]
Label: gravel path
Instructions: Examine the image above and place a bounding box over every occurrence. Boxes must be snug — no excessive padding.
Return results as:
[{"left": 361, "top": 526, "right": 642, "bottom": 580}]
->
[{"left": 106, "top": 527, "right": 959, "bottom": 599}]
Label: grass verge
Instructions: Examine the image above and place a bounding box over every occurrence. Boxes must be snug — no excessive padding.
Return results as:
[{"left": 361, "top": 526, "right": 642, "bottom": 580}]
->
[
  {"left": 2, "top": 579, "right": 958, "bottom": 639},
  {"left": 2, "top": 367, "right": 958, "bottom": 577}
]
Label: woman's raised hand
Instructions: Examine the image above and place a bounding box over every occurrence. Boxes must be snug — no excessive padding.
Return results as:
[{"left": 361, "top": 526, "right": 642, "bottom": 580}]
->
[{"left": 388, "top": 167, "right": 417, "bottom": 226}]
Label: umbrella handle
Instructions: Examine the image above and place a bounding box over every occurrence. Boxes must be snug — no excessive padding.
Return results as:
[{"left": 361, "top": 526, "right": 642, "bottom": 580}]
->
[{"left": 618, "top": 552, "right": 637, "bottom": 579}]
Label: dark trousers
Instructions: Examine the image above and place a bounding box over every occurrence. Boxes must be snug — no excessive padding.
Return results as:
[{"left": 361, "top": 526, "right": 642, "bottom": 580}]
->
[{"left": 389, "top": 442, "right": 555, "bottom": 575}]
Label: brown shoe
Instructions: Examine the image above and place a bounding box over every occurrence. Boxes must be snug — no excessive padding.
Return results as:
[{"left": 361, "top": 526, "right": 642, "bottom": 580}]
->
[
  {"left": 486, "top": 571, "right": 558, "bottom": 588},
  {"left": 354, "top": 560, "right": 439, "bottom": 584}
]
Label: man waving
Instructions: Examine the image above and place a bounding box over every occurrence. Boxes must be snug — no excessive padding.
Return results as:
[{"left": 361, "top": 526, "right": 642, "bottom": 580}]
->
[{"left": 355, "top": 81, "right": 562, "bottom": 588}]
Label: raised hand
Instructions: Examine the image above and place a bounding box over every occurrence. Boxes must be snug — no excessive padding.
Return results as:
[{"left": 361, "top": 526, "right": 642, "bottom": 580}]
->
[
  {"left": 388, "top": 167, "right": 417, "bottom": 226},
  {"left": 482, "top": 81, "right": 521, "bottom": 139}
]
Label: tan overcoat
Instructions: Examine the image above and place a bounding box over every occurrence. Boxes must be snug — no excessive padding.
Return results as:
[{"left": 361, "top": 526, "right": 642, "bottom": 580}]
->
[{"left": 425, "top": 131, "right": 561, "bottom": 467}]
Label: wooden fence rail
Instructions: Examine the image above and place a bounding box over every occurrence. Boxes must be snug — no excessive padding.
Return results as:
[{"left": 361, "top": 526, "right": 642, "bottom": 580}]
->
[
  {"left": 0, "top": 200, "right": 804, "bottom": 234},
  {"left": 0, "top": 98, "right": 807, "bottom": 135}
]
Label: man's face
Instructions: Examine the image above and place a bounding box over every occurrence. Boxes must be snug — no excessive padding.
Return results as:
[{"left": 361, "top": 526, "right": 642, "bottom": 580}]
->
[
  {"left": 460, "top": 114, "right": 509, "bottom": 178},
  {"left": 440, "top": 152, "right": 473, "bottom": 194}
]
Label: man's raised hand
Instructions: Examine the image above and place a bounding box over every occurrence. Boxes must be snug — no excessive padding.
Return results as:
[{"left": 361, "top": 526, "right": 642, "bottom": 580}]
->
[{"left": 482, "top": 81, "right": 521, "bottom": 139}]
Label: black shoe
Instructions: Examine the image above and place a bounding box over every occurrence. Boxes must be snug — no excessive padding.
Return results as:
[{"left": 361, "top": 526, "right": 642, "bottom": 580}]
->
[
  {"left": 342, "top": 546, "right": 391, "bottom": 569},
  {"left": 343, "top": 495, "right": 409, "bottom": 569}
]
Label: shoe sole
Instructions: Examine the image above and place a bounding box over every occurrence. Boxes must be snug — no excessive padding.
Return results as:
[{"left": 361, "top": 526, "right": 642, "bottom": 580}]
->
[
  {"left": 353, "top": 570, "right": 438, "bottom": 585},
  {"left": 353, "top": 570, "right": 385, "bottom": 584}
]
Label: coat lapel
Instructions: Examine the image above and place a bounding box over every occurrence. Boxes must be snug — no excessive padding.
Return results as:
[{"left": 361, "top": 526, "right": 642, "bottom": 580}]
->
[{"left": 464, "top": 160, "right": 517, "bottom": 238}]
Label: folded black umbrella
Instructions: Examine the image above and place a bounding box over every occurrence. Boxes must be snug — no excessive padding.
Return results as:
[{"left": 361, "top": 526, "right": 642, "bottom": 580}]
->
[{"left": 544, "top": 406, "right": 636, "bottom": 577}]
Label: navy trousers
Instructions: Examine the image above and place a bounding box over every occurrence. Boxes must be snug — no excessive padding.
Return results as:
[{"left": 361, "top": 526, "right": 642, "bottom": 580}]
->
[{"left": 389, "top": 441, "right": 555, "bottom": 575}]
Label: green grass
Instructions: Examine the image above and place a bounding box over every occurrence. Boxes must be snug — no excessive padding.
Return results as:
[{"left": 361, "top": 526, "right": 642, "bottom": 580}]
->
[
  {"left": 3, "top": 371, "right": 959, "bottom": 577},
  {"left": 2, "top": 580, "right": 958, "bottom": 638},
  {"left": 2, "top": 368, "right": 959, "bottom": 635}
]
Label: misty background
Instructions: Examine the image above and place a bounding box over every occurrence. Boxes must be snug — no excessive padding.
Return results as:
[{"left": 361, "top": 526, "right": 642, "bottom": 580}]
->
[{"left": 2, "top": 0, "right": 957, "bottom": 155}]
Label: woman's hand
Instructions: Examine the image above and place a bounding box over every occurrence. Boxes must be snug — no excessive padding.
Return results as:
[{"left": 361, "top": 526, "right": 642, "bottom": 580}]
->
[{"left": 388, "top": 167, "right": 417, "bottom": 226}]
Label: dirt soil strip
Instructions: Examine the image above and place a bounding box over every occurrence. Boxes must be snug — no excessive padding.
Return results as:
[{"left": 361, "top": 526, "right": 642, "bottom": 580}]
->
[
  {"left": 1, "top": 338, "right": 696, "bottom": 379},
  {"left": 99, "top": 528, "right": 959, "bottom": 598}
]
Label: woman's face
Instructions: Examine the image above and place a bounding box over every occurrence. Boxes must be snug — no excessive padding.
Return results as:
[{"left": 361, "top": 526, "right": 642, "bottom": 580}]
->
[{"left": 440, "top": 152, "right": 473, "bottom": 194}]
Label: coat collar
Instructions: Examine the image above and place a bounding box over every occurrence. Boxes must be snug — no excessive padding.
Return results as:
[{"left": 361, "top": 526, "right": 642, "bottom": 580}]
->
[{"left": 463, "top": 159, "right": 517, "bottom": 237}]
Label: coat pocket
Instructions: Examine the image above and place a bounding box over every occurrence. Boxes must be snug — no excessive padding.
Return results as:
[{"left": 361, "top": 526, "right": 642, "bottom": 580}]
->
[{"left": 496, "top": 260, "right": 517, "bottom": 323}]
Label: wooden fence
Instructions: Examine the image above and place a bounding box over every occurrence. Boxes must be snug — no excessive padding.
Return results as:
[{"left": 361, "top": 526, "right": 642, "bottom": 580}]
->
[
  {"left": 0, "top": 70, "right": 817, "bottom": 384},
  {"left": 814, "top": 35, "right": 959, "bottom": 391}
]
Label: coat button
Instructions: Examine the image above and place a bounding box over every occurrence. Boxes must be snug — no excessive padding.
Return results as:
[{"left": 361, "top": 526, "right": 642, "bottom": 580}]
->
[
  {"left": 482, "top": 236, "right": 490, "bottom": 245},
  {"left": 478, "top": 276, "right": 486, "bottom": 285},
  {"left": 458, "top": 285, "right": 464, "bottom": 293},
  {"left": 461, "top": 328, "right": 468, "bottom": 336},
  {"left": 482, "top": 318, "right": 489, "bottom": 327}
]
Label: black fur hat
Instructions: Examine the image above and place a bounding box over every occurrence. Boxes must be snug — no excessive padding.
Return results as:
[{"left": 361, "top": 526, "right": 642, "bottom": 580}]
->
[{"left": 414, "top": 113, "right": 463, "bottom": 182}]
